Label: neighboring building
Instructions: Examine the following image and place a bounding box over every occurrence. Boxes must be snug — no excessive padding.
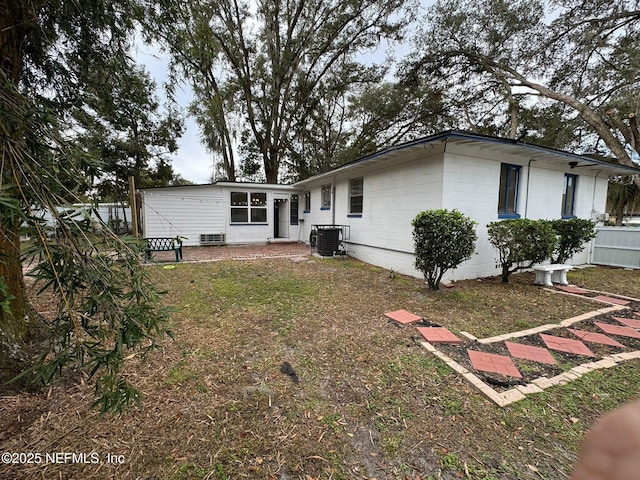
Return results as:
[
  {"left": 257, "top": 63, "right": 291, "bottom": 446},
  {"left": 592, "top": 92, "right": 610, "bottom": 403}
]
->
[
  {"left": 35, "top": 203, "right": 132, "bottom": 234},
  {"left": 139, "top": 130, "right": 640, "bottom": 281}
]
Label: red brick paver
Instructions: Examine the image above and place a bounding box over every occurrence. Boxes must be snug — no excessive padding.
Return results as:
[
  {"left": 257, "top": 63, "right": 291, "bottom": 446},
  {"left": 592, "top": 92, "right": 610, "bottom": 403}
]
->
[
  {"left": 567, "top": 328, "right": 626, "bottom": 348},
  {"left": 556, "top": 285, "right": 590, "bottom": 294},
  {"left": 467, "top": 350, "right": 522, "bottom": 378},
  {"left": 505, "top": 341, "right": 557, "bottom": 365},
  {"left": 385, "top": 310, "right": 422, "bottom": 325},
  {"left": 540, "top": 334, "right": 595, "bottom": 357},
  {"left": 612, "top": 317, "right": 640, "bottom": 329},
  {"left": 595, "top": 322, "right": 640, "bottom": 339},
  {"left": 417, "top": 327, "right": 461, "bottom": 344},
  {"left": 592, "top": 295, "right": 631, "bottom": 306}
]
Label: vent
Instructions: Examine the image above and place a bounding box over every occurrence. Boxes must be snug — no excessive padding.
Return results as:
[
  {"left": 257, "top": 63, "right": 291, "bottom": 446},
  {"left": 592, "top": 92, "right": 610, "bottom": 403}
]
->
[{"left": 200, "top": 233, "right": 226, "bottom": 246}]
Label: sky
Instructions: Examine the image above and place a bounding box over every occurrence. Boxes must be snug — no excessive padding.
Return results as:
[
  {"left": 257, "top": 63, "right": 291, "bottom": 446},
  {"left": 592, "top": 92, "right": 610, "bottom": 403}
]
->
[
  {"left": 136, "top": 4, "right": 432, "bottom": 185},
  {"left": 136, "top": 45, "right": 214, "bottom": 185}
]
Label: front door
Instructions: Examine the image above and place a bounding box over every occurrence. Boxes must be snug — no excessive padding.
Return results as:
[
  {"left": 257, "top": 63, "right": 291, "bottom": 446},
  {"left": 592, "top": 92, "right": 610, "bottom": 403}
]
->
[{"left": 274, "top": 199, "right": 289, "bottom": 239}]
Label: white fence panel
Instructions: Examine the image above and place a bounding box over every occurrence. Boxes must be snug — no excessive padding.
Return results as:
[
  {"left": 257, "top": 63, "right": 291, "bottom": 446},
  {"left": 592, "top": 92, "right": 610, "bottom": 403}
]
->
[{"left": 591, "top": 227, "right": 640, "bottom": 269}]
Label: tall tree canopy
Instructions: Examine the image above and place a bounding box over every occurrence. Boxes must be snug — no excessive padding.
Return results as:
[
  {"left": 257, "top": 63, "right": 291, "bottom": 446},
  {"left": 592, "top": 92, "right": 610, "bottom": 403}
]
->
[
  {"left": 1, "top": 0, "right": 173, "bottom": 410},
  {"left": 405, "top": 0, "right": 640, "bottom": 180},
  {"left": 74, "top": 58, "right": 185, "bottom": 200},
  {"left": 143, "top": 0, "right": 416, "bottom": 182}
]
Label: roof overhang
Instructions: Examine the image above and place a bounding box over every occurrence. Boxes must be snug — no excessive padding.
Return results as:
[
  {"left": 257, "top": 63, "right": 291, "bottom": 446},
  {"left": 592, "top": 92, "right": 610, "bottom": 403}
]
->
[
  {"left": 294, "top": 130, "right": 640, "bottom": 186},
  {"left": 139, "top": 181, "right": 295, "bottom": 192}
]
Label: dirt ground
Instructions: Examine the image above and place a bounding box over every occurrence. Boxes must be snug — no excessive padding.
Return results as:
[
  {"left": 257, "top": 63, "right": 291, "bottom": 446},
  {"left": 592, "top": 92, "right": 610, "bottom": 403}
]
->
[{"left": 2, "top": 244, "right": 640, "bottom": 480}]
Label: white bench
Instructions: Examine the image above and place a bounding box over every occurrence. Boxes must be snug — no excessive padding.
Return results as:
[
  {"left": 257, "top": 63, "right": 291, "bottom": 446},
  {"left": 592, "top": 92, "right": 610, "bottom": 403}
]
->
[{"left": 533, "top": 264, "right": 573, "bottom": 287}]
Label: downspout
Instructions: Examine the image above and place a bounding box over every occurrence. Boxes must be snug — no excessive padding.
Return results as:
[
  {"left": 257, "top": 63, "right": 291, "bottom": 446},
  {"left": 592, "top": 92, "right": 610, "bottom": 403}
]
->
[
  {"left": 591, "top": 170, "right": 604, "bottom": 220},
  {"left": 442, "top": 138, "right": 448, "bottom": 209},
  {"left": 524, "top": 159, "right": 535, "bottom": 219}
]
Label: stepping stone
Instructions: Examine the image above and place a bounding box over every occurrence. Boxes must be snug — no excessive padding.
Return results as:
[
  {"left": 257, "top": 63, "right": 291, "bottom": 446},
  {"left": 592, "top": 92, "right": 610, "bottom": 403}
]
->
[
  {"left": 595, "top": 322, "right": 640, "bottom": 339},
  {"left": 417, "top": 327, "right": 461, "bottom": 344},
  {"left": 540, "top": 334, "right": 595, "bottom": 357},
  {"left": 613, "top": 317, "right": 640, "bottom": 329},
  {"left": 592, "top": 295, "right": 631, "bottom": 306},
  {"left": 567, "top": 328, "right": 626, "bottom": 348},
  {"left": 556, "top": 285, "right": 589, "bottom": 294},
  {"left": 505, "top": 341, "right": 557, "bottom": 365},
  {"left": 467, "top": 350, "right": 522, "bottom": 378},
  {"left": 384, "top": 309, "right": 422, "bottom": 325}
]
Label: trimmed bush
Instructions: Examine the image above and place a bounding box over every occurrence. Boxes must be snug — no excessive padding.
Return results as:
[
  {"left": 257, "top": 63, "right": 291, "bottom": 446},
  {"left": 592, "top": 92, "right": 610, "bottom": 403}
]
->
[
  {"left": 412, "top": 209, "right": 477, "bottom": 290},
  {"left": 549, "top": 218, "right": 596, "bottom": 264},
  {"left": 487, "top": 219, "right": 557, "bottom": 283}
]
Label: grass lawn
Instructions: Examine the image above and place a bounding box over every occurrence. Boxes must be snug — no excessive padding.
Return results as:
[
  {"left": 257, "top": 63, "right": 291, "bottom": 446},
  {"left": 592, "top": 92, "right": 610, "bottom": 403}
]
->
[{"left": 2, "top": 258, "right": 639, "bottom": 479}]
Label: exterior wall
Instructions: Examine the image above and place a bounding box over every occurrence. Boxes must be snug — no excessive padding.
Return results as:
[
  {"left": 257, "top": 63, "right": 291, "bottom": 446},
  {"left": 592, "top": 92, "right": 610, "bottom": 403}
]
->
[
  {"left": 440, "top": 145, "right": 609, "bottom": 279},
  {"left": 141, "top": 185, "right": 226, "bottom": 246},
  {"left": 141, "top": 184, "right": 300, "bottom": 246},
  {"left": 300, "top": 143, "right": 612, "bottom": 282},
  {"left": 300, "top": 149, "right": 445, "bottom": 276}
]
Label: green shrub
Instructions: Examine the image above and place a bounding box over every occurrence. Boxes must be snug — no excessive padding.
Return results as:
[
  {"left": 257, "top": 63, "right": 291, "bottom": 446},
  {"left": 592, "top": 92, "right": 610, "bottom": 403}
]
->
[
  {"left": 549, "top": 218, "right": 596, "bottom": 264},
  {"left": 412, "top": 209, "right": 477, "bottom": 290},
  {"left": 487, "top": 219, "right": 557, "bottom": 283}
]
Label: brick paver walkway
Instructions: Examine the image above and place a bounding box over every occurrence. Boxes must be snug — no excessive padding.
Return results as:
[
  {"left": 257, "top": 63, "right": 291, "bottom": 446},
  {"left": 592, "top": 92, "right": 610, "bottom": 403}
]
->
[
  {"left": 148, "top": 241, "right": 310, "bottom": 263},
  {"left": 402, "top": 283, "right": 640, "bottom": 406}
]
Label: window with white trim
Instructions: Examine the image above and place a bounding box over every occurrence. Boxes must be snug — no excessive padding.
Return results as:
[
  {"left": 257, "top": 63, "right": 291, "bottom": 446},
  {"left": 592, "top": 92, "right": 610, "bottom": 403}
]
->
[
  {"left": 562, "top": 174, "right": 577, "bottom": 218},
  {"left": 290, "top": 194, "right": 299, "bottom": 225},
  {"left": 321, "top": 184, "right": 332, "bottom": 209},
  {"left": 497, "top": 164, "right": 520, "bottom": 218},
  {"left": 349, "top": 177, "right": 363, "bottom": 215},
  {"left": 230, "top": 191, "right": 267, "bottom": 223},
  {"left": 304, "top": 191, "right": 311, "bottom": 212}
]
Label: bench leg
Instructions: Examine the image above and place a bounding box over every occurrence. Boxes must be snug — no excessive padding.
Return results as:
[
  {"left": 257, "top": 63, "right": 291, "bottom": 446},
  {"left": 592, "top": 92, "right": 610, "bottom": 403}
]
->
[
  {"left": 534, "top": 271, "right": 547, "bottom": 286},
  {"left": 551, "top": 269, "right": 569, "bottom": 285},
  {"left": 534, "top": 271, "right": 553, "bottom": 287}
]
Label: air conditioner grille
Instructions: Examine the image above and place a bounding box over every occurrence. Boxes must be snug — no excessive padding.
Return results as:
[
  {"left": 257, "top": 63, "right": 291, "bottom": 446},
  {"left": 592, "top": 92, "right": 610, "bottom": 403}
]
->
[{"left": 200, "top": 233, "right": 226, "bottom": 245}]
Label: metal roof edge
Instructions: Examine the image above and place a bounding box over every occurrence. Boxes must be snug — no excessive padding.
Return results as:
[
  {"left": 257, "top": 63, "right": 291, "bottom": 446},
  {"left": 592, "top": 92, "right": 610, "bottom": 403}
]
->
[{"left": 139, "top": 181, "right": 295, "bottom": 191}]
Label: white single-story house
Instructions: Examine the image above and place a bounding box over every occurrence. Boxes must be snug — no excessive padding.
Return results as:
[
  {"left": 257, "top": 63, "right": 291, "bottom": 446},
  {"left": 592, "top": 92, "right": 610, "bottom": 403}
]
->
[{"left": 140, "top": 130, "right": 640, "bottom": 280}]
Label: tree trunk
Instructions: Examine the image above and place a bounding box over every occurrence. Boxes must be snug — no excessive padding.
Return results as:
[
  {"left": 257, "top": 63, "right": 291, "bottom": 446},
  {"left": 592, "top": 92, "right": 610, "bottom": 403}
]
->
[
  {"left": 501, "top": 264, "right": 510, "bottom": 283},
  {"left": 263, "top": 146, "right": 280, "bottom": 184},
  {"left": 615, "top": 200, "right": 625, "bottom": 226},
  {"left": 0, "top": 215, "right": 30, "bottom": 382}
]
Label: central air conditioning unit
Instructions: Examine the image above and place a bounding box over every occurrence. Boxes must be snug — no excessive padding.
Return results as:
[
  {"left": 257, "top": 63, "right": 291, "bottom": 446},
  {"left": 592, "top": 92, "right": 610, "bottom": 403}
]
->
[{"left": 200, "top": 233, "right": 226, "bottom": 246}]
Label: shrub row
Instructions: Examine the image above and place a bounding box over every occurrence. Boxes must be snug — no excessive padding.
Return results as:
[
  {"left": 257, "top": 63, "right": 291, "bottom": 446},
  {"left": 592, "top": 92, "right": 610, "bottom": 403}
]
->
[{"left": 412, "top": 210, "right": 596, "bottom": 289}]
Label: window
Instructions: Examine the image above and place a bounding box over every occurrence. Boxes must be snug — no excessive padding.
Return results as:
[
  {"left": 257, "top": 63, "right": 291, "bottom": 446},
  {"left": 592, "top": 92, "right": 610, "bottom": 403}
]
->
[
  {"left": 230, "top": 191, "right": 267, "bottom": 223},
  {"left": 290, "top": 194, "right": 299, "bottom": 225},
  {"left": 321, "top": 184, "right": 332, "bottom": 209},
  {"left": 497, "top": 164, "right": 520, "bottom": 218},
  {"left": 349, "top": 177, "right": 363, "bottom": 216},
  {"left": 562, "top": 174, "right": 577, "bottom": 218},
  {"left": 304, "top": 191, "right": 311, "bottom": 212}
]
